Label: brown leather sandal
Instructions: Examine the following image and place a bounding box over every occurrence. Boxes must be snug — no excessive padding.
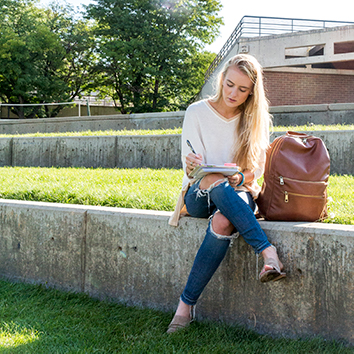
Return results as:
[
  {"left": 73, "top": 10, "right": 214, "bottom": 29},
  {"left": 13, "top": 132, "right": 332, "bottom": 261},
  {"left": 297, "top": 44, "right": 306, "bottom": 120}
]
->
[
  {"left": 166, "top": 305, "right": 196, "bottom": 333},
  {"left": 259, "top": 246, "right": 286, "bottom": 283}
]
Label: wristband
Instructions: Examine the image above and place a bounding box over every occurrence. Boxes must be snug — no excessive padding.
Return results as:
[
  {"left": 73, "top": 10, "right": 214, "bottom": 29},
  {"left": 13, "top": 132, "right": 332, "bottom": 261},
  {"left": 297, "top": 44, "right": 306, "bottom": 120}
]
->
[{"left": 236, "top": 172, "right": 245, "bottom": 187}]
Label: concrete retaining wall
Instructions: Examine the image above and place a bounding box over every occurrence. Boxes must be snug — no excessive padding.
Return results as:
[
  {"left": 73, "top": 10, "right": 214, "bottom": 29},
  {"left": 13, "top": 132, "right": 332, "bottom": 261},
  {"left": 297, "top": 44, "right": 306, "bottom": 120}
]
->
[
  {"left": 0, "top": 130, "right": 353, "bottom": 175},
  {"left": 0, "top": 198, "right": 353, "bottom": 345},
  {"left": 0, "top": 104, "right": 353, "bottom": 135},
  {"left": 0, "top": 111, "right": 185, "bottom": 135},
  {"left": 271, "top": 103, "right": 354, "bottom": 126}
]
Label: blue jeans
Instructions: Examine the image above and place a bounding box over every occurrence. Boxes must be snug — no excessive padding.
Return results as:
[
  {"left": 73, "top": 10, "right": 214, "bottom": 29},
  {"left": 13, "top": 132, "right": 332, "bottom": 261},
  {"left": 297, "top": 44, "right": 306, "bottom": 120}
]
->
[{"left": 180, "top": 179, "right": 271, "bottom": 306}]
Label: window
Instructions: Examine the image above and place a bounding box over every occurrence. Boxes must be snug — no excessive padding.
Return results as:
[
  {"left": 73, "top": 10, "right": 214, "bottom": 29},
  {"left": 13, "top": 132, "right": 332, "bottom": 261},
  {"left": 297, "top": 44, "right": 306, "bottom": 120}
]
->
[
  {"left": 285, "top": 45, "right": 325, "bottom": 59},
  {"left": 334, "top": 41, "right": 354, "bottom": 54}
]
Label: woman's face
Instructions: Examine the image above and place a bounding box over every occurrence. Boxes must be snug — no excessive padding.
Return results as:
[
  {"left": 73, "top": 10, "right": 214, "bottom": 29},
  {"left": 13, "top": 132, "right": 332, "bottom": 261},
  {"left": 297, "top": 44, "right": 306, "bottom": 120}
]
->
[{"left": 221, "top": 66, "right": 253, "bottom": 110}]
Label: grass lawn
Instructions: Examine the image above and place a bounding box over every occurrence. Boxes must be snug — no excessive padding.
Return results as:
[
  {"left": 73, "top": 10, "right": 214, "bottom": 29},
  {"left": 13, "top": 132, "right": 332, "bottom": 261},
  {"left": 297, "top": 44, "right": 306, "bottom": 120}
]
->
[
  {"left": 0, "top": 279, "right": 351, "bottom": 353},
  {"left": 0, "top": 123, "right": 353, "bottom": 139},
  {"left": 0, "top": 167, "right": 352, "bottom": 225}
]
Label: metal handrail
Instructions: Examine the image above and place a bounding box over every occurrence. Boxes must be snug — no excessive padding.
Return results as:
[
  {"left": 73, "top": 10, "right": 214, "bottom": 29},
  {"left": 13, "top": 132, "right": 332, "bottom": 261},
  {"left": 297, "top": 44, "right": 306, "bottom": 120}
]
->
[{"left": 204, "top": 15, "right": 354, "bottom": 81}]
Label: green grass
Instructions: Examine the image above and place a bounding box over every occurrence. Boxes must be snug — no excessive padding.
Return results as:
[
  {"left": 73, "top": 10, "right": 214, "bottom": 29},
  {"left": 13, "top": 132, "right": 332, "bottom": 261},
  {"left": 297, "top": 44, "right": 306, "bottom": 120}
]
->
[
  {"left": 0, "top": 128, "right": 183, "bottom": 138},
  {"left": 271, "top": 123, "right": 354, "bottom": 132},
  {"left": 0, "top": 167, "right": 352, "bottom": 225},
  {"left": 0, "top": 279, "right": 351, "bottom": 353},
  {"left": 0, "top": 123, "right": 353, "bottom": 138},
  {"left": 0, "top": 167, "right": 182, "bottom": 211}
]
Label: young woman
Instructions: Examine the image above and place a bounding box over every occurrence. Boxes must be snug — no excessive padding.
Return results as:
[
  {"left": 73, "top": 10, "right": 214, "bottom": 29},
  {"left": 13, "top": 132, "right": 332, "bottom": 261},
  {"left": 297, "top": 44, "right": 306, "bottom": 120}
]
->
[{"left": 167, "top": 54, "right": 286, "bottom": 333}]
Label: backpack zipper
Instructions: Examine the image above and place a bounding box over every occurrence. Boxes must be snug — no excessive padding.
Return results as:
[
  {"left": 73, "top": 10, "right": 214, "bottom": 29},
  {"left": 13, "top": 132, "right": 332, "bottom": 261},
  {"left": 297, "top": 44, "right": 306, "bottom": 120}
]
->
[
  {"left": 279, "top": 176, "right": 328, "bottom": 186},
  {"left": 267, "top": 137, "right": 283, "bottom": 175},
  {"left": 284, "top": 191, "right": 326, "bottom": 203}
]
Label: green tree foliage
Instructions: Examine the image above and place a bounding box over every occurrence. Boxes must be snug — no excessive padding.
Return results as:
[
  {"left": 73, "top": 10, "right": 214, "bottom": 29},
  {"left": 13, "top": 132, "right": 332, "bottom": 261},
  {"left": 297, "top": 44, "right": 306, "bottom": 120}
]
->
[
  {"left": 0, "top": 0, "right": 96, "bottom": 118},
  {"left": 86, "top": 0, "right": 222, "bottom": 113}
]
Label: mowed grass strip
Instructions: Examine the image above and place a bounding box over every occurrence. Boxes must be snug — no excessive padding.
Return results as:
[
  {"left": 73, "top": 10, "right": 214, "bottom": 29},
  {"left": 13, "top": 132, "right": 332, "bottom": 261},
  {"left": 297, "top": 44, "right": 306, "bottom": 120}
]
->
[
  {"left": 0, "top": 167, "right": 182, "bottom": 211},
  {"left": 0, "top": 167, "right": 352, "bottom": 225},
  {"left": 0, "top": 123, "right": 353, "bottom": 138},
  {"left": 0, "top": 279, "right": 351, "bottom": 353}
]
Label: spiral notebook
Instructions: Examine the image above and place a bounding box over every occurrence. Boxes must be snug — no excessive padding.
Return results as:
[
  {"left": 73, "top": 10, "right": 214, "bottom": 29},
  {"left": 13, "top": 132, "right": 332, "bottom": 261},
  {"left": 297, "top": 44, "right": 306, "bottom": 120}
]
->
[{"left": 188, "top": 164, "right": 239, "bottom": 179}]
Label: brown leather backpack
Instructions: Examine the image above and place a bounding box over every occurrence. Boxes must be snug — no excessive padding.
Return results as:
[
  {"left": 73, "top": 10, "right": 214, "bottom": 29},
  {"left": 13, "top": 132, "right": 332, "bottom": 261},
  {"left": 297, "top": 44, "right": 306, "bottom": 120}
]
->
[{"left": 256, "top": 131, "right": 330, "bottom": 221}]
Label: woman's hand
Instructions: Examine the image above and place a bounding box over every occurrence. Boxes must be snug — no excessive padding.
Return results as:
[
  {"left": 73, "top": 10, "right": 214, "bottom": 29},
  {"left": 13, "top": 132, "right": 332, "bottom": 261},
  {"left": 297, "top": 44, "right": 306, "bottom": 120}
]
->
[
  {"left": 228, "top": 173, "right": 243, "bottom": 187},
  {"left": 185, "top": 153, "right": 203, "bottom": 176},
  {"left": 228, "top": 170, "right": 254, "bottom": 187}
]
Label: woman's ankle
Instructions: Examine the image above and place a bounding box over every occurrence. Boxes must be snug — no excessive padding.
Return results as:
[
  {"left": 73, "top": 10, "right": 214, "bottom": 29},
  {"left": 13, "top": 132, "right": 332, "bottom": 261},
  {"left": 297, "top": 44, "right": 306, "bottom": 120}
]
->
[
  {"left": 261, "top": 245, "right": 283, "bottom": 270},
  {"left": 175, "top": 299, "right": 192, "bottom": 318},
  {"left": 261, "top": 245, "right": 277, "bottom": 259}
]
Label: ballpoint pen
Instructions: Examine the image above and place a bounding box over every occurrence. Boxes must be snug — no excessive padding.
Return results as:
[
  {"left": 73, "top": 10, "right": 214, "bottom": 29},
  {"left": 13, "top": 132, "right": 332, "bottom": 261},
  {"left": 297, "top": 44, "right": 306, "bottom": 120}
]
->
[{"left": 186, "top": 140, "right": 197, "bottom": 154}]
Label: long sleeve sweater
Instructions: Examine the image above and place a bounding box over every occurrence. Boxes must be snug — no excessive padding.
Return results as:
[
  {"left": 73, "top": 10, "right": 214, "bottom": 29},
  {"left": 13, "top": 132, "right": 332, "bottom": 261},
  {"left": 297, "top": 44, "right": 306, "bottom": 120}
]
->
[{"left": 169, "top": 99, "right": 268, "bottom": 226}]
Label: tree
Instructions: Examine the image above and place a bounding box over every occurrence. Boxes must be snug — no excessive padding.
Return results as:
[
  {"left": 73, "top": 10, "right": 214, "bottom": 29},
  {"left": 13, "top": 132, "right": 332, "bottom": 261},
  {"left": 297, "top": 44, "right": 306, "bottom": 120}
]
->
[
  {"left": 175, "top": 50, "right": 217, "bottom": 107},
  {"left": 0, "top": 0, "right": 96, "bottom": 118},
  {"left": 86, "top": 0, "right": 222, "bottom": 113}
]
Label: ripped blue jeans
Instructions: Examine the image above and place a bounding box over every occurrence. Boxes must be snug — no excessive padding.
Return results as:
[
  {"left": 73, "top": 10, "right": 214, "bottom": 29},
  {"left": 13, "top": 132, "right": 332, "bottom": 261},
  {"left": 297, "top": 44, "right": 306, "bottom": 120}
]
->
[{"left": 180, "top": 178, "right": 271, "bottom": 306}]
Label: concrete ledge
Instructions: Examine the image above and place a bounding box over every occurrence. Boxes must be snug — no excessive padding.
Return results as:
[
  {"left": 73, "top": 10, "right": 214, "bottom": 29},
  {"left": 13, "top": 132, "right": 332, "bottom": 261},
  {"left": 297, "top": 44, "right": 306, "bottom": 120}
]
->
[
  {"left": 0, "top": 111, "right": 185, "bottom": 135},
  {"left": 0, "top": 105, "right": 353, "bottom": 135},
  {"left": 328, "top": 103, "right": 354, "bottom": 111},
  {"left": 270, "top": 104, "right": 329, "bottom": 113},
  {"left": 0, "top": 199, "right": 353, "bottom": 344},
  {"left": 11, "top": 136, "right": 118, "bottom": 168},
  {"left": 0, "top": 200, "right": 87, "bottom": 292},
  {"left": 270, "top": 104, "right": 354, "bottom": 126},
  {"left": 116, "top": 134, "right": 181, "bottom": 169},
  {"left": 0, "top": 130, "right": 352, "bottom": 175}
]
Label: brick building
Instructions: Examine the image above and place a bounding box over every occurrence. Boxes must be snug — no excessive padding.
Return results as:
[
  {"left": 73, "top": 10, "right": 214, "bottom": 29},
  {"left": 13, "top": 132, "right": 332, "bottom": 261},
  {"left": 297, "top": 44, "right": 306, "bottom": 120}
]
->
[
  {"left": 264, "top": 69, "right": 354, "bottom": 106},
  {"left": 201, "top": 16, "right": 354, "bottom": 106}
]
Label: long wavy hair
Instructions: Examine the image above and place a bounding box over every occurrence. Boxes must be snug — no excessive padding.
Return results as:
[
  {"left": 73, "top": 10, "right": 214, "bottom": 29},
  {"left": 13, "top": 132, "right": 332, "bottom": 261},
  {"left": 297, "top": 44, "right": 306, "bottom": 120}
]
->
[{"left": 210, "top": 54, "right": 271, "bottom": 173}]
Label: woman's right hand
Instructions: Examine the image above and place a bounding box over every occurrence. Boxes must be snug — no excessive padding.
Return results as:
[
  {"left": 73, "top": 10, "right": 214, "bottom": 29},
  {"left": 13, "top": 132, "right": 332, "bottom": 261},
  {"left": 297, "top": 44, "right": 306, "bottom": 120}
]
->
[{"left": 185, "top": 153, "right": 203, "bottom": 176}]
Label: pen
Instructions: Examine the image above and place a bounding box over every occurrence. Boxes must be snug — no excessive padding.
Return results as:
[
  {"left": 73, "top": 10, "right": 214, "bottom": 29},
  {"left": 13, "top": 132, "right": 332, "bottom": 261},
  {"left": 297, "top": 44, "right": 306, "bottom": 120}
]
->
[{"left": 186, "top": 140, "right": 197, "bottom": 154}]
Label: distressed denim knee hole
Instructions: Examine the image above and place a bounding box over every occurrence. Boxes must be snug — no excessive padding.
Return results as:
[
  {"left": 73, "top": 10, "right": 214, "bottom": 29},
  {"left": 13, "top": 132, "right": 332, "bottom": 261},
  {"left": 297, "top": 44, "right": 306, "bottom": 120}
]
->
[{"left": 209, "top": 215, "right": 240, "bottom": 241}]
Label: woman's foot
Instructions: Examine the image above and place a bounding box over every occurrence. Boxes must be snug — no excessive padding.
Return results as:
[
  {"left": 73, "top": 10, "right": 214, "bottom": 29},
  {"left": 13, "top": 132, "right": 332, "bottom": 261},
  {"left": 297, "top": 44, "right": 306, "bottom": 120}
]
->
[
  {"left": 259, "top": 245, "right": 286, "bottom": 282},
  {"left": 166, "top": 300, "right": 195, "bottom": 333}
]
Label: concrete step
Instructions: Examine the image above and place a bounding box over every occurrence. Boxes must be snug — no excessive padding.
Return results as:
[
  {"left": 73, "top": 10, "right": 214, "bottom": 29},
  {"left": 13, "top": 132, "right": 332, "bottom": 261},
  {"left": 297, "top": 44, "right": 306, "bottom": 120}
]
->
[
  {"left": 0, "top": 130, "right": 353, "bottom": 175},
  {"left": 0, "top": 104, "right": 353, "bottom": 135},
  {"left": 0, "top": 198, "right": 353, "bottom": 344}
]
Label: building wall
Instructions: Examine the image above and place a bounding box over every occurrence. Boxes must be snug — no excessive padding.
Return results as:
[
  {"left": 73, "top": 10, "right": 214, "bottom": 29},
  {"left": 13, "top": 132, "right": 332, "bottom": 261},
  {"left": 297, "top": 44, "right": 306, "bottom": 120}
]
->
[{"left": 264, "top": 71, "right": 354, "bottom": 106}]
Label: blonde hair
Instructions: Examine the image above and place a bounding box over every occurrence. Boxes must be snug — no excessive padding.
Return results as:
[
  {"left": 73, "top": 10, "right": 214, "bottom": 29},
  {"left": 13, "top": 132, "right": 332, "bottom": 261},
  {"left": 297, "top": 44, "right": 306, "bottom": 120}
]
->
[{"left": 211, "top": 54, "right": 271, "bottom": 173}]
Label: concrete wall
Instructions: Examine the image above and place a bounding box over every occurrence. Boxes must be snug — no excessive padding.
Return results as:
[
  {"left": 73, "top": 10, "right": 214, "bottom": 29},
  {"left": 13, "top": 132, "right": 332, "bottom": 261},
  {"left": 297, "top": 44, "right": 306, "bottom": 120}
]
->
[
  {"left": 0, "top": 111, "right": 185, "bottom": 135},
  {"left": 271, "top": 103, "right": 354, "bottom": 126},
  {"left": 0, "top": 105, "right": 353, "bottom": 135},
  {"left": 0, "top": 130, "right": 352, "bottom": 175},
  {"left": 0, "top": 198, "right": 353, "bottom": 345}
]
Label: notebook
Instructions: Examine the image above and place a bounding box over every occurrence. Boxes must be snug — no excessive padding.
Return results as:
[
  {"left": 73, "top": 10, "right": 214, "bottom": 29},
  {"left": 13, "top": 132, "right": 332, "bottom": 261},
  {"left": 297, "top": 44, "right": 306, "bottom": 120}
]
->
[{"left": 188, "top": 164, "right": 239, "bottom": 179}]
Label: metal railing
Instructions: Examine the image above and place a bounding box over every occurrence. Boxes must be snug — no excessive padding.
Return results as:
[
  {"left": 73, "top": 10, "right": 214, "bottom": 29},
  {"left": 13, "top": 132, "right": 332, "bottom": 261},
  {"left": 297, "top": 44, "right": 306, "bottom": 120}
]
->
[
  {"left": 204, "top": 15, "right": 354, "bottom": 81},
  {"left": 0, "top": 101, "right": 91, "bottom": 118}
]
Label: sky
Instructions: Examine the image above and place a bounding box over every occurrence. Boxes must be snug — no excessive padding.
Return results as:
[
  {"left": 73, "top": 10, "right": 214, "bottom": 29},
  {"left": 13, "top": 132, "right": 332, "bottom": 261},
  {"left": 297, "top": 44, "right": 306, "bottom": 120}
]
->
[{"left": 42, "top": 0, "right": 354, "bottom": 54}]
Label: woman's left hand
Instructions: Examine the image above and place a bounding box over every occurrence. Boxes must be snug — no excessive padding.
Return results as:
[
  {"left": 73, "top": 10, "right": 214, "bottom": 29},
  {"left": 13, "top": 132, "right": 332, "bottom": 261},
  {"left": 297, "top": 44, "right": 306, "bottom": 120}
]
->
[{"left": 228, "top": 173, "right": 242, "bottom": 187}]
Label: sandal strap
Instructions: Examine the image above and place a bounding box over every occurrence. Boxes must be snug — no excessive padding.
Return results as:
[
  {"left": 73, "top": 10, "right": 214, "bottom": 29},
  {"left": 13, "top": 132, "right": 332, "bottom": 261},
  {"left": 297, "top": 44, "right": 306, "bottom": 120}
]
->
[
  {"left": 190, "top": 304, "right": 196, "bottom": 322},
  {"left": 264, "top": 256, "right": 282, "bottom": 273},
  {"left": 167, "top": 304, "right": 196, "bottom": 333},
  {"left": 167, "top": 315, "right": 191, "bottom": 333}
]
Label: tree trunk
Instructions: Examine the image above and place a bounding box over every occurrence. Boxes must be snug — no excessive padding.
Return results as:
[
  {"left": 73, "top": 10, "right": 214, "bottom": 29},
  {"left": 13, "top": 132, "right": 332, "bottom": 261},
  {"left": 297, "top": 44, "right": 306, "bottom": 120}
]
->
[
  {"left": 152, "top": 79, "right": 159, "bottom": 111},
  {"left": 113, "top": 73, "right": 126, "bottom": 114}
]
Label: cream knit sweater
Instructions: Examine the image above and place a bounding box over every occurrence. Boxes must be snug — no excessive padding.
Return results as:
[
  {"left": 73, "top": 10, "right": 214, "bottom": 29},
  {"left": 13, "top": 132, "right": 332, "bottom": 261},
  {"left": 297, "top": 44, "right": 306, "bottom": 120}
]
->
[{"left": 169, "top": 99, "right": 268, "bottom": 226}]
